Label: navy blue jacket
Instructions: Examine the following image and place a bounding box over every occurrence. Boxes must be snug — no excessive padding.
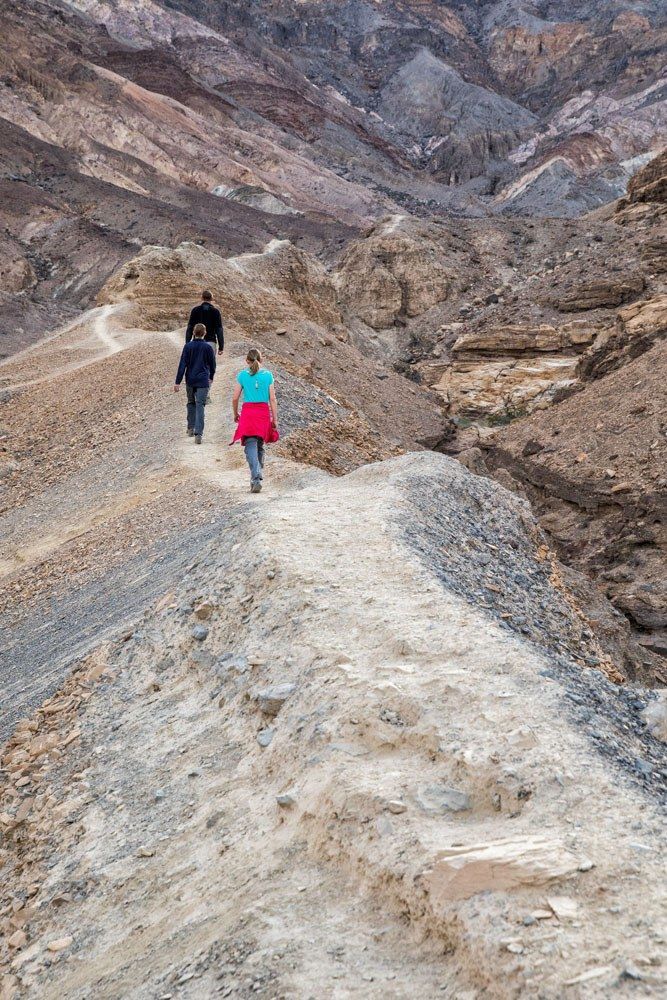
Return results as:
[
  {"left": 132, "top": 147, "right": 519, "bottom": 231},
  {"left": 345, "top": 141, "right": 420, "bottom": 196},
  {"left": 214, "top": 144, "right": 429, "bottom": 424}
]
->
[{"left": 175, "top": 339, "right": 216, "bottom": 388}]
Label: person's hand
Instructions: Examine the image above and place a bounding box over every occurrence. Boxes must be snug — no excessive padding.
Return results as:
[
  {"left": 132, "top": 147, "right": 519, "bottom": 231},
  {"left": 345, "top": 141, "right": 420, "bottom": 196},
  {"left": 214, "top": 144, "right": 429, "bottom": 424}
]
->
[
  {"left": 234, "top": 413, "right": 239, "bottom": 422},
  {"left": 218, "top": 350, "right": 223, "bottom": 356},
  {"left": 173, "top": 384, "right": 180, "bottom": 392}
]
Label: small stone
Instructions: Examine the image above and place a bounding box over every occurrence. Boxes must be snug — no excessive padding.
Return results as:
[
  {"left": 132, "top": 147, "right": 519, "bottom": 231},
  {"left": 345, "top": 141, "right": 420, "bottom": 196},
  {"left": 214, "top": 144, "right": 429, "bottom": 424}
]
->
[
  {"left": 255, "top": 683, "right": 296, "bottom": 717},
  {"left": 276, "top": 793, "right": 296, "bottom": 808},
  {"left": 578, "top": 859, "right": 594, "bottom": 872},
  {"left": 257, "top": 728, "right": 274, "bottom": 748},
  {"left": 154, "top": 790, "right": 166, "bottom": 801},
  {"left": 136, "top": 845, "right": 155, "bottom": 858},
  {"left": 191, "top": 625, "right": 209, "bottom": 641},
  {"left": 415, "top": 785, "right": 471, "bottom": 814},
  {"left": 522, "top": 915, "right": 537, "bottom": 926},
  {"left": 194, "top": 601, "right": 214, "bottom": 621},
  {"left": 621, "top": 963, "right": 643, "bottom": 981},
  {"left": 7, "top": 930, "right": 27, "bottom": 949},
  {"left": 506, "top": 942, "right": 524, "bottom": 954},
  {"left": 14, "top": 797, "right": 34, "bottom": 824},
  {"left": 47, "top": 937, "right": 73, "bottom": 952},
  {"left": 386, "top": 800, "right": 407, "bottom": 814},
  {"left": 547, "top": 896, "right": 578, "bottom": 920}
]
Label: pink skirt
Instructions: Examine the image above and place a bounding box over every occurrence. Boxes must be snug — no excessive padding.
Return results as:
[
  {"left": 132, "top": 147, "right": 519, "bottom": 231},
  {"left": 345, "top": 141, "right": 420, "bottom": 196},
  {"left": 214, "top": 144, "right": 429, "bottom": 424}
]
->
[{"left": 229, "top": 402, "right": 279, "bottom": 445}]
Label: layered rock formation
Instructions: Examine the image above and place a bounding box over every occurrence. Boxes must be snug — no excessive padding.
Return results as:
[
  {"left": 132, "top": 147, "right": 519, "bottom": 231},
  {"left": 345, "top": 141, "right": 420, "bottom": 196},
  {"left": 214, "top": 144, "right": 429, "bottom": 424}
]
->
[
  {"left": 480, "top": 154, "right": 667, "bottom": 669},
  {"left": 1, "top": 0, "right": 665, "bottom": 354}
]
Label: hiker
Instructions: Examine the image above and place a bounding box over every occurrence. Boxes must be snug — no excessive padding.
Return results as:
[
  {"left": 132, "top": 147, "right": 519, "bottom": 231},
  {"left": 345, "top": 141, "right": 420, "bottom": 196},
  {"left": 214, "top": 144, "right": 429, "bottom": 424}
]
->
[
  {"left": 174, "top": 323, "right": 216, "bottom": 444},
  {"left": 230, "top": 348, "right": 279, "bottom": 493},
  {"left": 185, "top": 290, "right": 224, "bottom": 355}
]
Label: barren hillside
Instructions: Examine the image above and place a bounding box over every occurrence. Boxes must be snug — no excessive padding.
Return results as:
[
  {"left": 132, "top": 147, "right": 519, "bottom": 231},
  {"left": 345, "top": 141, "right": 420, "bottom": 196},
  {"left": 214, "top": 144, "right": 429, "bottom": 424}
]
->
[
  {"left": 1, "top": 238, "right": 666, "bottom": 997},
  {"left": 1, "top": 2, "right": 665, "bottom": 998}
]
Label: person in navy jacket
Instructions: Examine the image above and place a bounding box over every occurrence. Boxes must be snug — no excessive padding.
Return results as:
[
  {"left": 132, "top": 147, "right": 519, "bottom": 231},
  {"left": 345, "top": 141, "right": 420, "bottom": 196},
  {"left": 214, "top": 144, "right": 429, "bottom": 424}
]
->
[{"left": 174, "top": 323, "right": 216, "bottom": 444}]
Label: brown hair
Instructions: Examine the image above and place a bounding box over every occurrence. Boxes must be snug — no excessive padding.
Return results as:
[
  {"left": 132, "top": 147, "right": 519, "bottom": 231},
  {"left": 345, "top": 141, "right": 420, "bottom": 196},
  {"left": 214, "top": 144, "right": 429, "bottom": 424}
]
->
[
  {"left": 246, "top": 348, "right": 261, "bottom": 376},
  {"left": 201, "top": 290, "right": 212, "bottom": 301},
  {"left": 193, "top": 323, "right": 206, "bottom": 339}
]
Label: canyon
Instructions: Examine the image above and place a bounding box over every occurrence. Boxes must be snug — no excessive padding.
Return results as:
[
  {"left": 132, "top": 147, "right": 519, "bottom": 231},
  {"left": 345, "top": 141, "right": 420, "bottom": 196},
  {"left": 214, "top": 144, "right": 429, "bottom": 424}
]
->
[{"left": 0, "top": 2, "right": 665, "bottom": 998}]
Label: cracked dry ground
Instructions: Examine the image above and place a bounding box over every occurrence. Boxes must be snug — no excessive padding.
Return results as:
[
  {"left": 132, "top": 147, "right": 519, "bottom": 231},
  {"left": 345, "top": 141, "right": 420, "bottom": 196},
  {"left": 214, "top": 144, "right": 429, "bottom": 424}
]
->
[{"left": 1, "top": 313, "right": 666, "bottom": 999}]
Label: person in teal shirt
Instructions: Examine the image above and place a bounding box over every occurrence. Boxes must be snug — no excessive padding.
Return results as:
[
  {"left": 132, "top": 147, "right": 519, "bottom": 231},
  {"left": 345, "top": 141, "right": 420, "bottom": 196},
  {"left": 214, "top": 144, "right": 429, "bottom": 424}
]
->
[
  {"left": 232, "top": 349, "right": 278, "bottom": 493},
  {"left": 236, "top": 366, "right": 274, "bottom": 402}
]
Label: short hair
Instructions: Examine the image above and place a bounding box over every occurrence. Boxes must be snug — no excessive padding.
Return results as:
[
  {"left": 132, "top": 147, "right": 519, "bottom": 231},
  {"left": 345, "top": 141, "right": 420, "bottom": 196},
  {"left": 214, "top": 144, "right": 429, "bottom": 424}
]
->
[
  {"left": 193, "top": 323, "right": 206, "bottom": 338},
  {"left": 201, "top": 290, "right": 212, "bottom": 301}
]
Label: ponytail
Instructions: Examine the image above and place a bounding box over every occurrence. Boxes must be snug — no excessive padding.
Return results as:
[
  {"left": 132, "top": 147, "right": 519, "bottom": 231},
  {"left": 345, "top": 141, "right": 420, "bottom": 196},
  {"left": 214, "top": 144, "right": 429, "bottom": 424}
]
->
[{"left": 247, "top": 348, "right": 261, "bottom": 376}]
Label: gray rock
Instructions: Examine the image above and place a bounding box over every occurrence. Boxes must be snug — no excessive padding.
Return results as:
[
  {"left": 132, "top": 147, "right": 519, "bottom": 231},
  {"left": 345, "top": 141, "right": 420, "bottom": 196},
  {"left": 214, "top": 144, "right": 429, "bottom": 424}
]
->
[
  {"left": 215, "top": 653, "right": 249, "bottom": 676},
  {"left": 257, "top": 728, "right": 275, "bottom": 748},
  {"left": 276, "top": 793, "right": 296, "bottom": 808},
  {"left": 386, "top": 800, "right": 407, "bottom": 814},
  {"left": 416, "top": 784, "right": 472, "bottom": 814},
  {"left": 255, "top": 683, "right": 296, "bottom": 717},
  {"left": 191, "top": 625, "right": 209, "bottom": 642}
]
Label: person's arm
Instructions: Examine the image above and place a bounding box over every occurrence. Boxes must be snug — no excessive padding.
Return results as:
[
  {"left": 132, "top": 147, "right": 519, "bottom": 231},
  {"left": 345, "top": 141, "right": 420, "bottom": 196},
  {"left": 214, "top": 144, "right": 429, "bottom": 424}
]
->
[
  {"left": 208, "top": 344, "right": 216, "bottom": 383},
  {"left": 214, "top": 309, "right": 224, "bottom": 354},
  {"left": 174, "top": 344, "right": 189, "bottom": 390},
  {"left": 269, "top": 382, "right": 278, "bottom": 426},
  {"left": 185, "top": 307, "right": 196, "bottom": 343},
  {"left": 232, "top": 382, "right": 242, "bottom": 422}
]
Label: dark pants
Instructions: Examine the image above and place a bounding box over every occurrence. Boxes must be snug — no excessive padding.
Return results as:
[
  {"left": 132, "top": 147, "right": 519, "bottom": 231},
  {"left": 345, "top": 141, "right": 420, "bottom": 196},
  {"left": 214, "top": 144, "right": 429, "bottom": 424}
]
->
[
  {"left": 186, "top": 385, "right": 209, "bottom": 436},
  {"left": 243, "top": 436, "right": 265, "bottom": 483}
]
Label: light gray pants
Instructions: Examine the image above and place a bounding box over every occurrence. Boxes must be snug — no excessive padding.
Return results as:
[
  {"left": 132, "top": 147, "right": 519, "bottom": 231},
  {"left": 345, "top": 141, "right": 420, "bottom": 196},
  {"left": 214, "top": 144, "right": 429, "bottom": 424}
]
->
[{"left": 243, "top": 436, "right": 265, "bottom": 484}]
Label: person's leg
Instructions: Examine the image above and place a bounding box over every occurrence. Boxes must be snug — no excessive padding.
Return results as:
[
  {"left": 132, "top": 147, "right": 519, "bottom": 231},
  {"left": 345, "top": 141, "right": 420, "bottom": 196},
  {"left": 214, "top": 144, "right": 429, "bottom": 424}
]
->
[
  {"left": 186, "top": 385, "right": 196, "bottom": 435},
  {"left": 257, "top": 439, "right": 265, "bottom": 478},
  {"left": 243, "top": 437, "right": 262, "bottom": 488},
  {"left": 194, "top": 387, "right": 207, "bottom": 438}
]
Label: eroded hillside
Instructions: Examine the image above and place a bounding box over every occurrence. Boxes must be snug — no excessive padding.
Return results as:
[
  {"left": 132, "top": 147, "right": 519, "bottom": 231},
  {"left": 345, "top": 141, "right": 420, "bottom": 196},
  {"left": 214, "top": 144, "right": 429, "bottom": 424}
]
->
[
  {"left": 1, "top": 4, "right": 665, "bottom": 998},
  {"left": 0, "top": 298, "right": 665, "bottom": 996}
]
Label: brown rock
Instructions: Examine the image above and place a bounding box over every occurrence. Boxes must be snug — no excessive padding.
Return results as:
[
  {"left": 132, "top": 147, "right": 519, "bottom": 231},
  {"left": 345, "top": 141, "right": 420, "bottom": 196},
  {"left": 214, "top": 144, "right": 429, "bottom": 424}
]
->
[
  {"left": 547, "top": 273, "right": 645, "bottom": 312},
  {"left": 46, "top": 936, "right": 73, "bottom": 952},
  {"left": 7, "top": 930, "right": 27, "bottom": 950}
]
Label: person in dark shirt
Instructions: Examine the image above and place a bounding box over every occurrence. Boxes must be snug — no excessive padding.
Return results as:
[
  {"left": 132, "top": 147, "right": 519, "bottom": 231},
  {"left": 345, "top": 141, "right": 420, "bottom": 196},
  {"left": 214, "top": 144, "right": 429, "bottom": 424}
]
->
[
  {"left": 174, "top": 323, "right": 216, "bottom": 443},
  {"left": 185, "top": 290, "right": 224, "bottom": 354}
]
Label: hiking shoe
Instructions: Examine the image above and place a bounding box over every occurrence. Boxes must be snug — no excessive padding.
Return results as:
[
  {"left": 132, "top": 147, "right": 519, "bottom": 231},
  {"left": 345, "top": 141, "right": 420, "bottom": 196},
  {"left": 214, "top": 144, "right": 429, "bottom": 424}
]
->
[
  {"left": 195, "top": 435, "right": 202, "bottom": 444},
  {"left": 250, "top": 481, "right": 262, "bottom": 494},
  {"left": 187, "top": 429, "right": 195, "bottom": 437}
]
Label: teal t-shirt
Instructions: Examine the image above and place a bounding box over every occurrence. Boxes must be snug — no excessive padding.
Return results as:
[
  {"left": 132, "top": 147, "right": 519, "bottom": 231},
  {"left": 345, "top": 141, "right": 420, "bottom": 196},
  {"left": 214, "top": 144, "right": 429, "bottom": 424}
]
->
[{"left": 237, "top": 367, "right": 274, "bottom": 402}]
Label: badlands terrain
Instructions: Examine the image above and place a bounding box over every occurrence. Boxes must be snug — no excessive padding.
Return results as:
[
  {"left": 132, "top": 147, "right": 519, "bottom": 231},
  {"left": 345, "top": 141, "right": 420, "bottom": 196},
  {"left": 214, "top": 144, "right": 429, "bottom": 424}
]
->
[{"left": 1, "top": 1, "right": 666, "bottom": 998}]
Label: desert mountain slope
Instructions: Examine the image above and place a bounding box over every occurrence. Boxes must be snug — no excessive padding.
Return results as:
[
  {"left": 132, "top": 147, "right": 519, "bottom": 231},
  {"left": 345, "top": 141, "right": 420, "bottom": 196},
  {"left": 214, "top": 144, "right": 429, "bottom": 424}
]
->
[
  {"left": 1, "top": 0, "right": 665, "bottom": 351},
  {"left": 167, "top": 0, "right": 666, "bottom": 210},
  {"left": 0, "top": 291, "right": 665, "bottom": 997}
]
